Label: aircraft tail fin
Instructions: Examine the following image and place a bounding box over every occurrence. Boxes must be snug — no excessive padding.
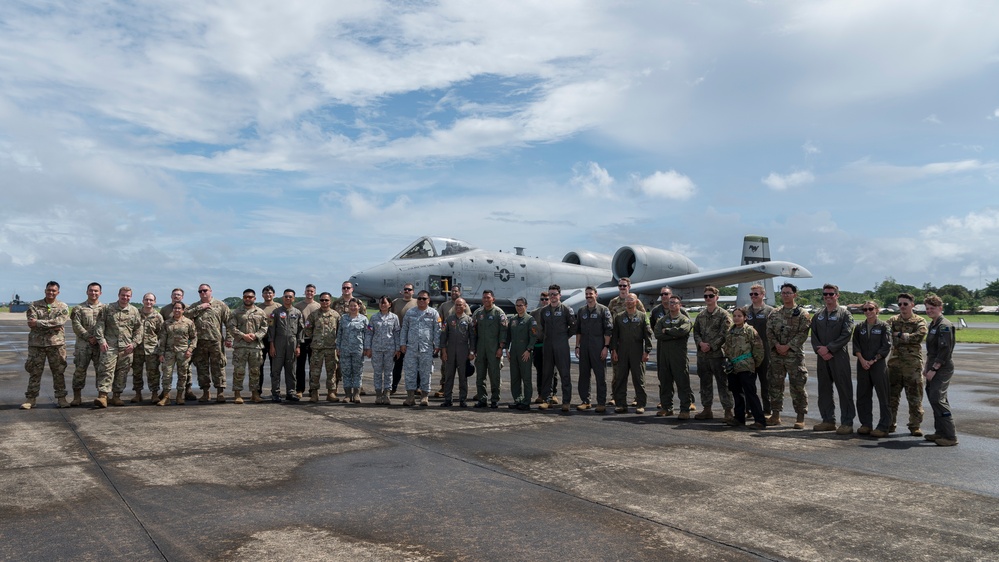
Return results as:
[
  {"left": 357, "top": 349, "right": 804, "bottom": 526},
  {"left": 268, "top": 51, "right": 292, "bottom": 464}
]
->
[{"left": 735, "top": 235, "right": 774, "bottom": 307}]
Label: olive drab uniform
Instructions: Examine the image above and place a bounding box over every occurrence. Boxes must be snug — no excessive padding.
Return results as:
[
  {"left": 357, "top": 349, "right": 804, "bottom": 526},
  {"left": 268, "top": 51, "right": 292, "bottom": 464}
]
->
[
  {"left": 229, "top": 304, "right": 268, "bottom": 392},
  {"left": 185, "top": 299, "right": 232, "bottom": 391},
  {"left": 473, "top": 305, "right": 508, "bottom": 406},
  {"left": 810, "top": 306, "right": 855, "bottom": 427},
  {"left": 71, "top": 300, "right": 105, "bottom": 390},
  {"left": 507, "top": 311, "right": 538, "bottom": 407},
  {"left": 924, "top": 316, "right": 957, "bottom": 441},
  {"left": 157, "top": 316, "right": 197, "bottom": 392},
  {"left": 745, "top": 303, "right": 775, "bottom": 413},
  {"left": 575, "top": 303, "right": 612, "bottom": 407},
  {"left": 94, "top": 302, "right": 143, "bottom": 394},
  {"left": 439, "top": 311, "right": 475, "bottom": 404},
  {"left": 540, "top": 302, "right": 576, "bottom": 405},
  {"left": 654, "top": 312, "right": 693, "bottom": 412},
  {"left": 852, "top": 319, "right": 892, "bottom": 432},
  {"left": 608, "top": 295, "right": 646, "bottom": 392},
  {"left": 24, "top": 298, "right": 70, "bottom": 401},
  {"left": 766, "top": 305, "right": 811, "bottom": 416},
  {"left": 693, "top": 307, "right": 734, "bottom": 412},
  {"left": 306, "top": 308, "right": 341, "bottom": 394},
  {"left": 132, "top": 309, "right": 164, "bottom": 397},
  {"left": 886, "top": 313, "right": 927, "bottom": 432},
  {"left": 610, "top": 310, "right": 653, "bottom": 409},
  {"left": 269, "top": 305, "right": 304, "bottom": 397}
]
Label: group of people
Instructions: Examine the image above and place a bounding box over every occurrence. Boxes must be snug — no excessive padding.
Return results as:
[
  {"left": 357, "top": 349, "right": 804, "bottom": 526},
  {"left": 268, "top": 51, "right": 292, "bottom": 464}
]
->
[{"left": 18, "top": 277, "right": 958, "bottom": 446}]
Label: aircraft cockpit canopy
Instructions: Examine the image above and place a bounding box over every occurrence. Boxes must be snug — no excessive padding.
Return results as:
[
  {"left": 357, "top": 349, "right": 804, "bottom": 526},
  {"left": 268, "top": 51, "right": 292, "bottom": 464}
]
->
[{"left": 393, "top": 236, "right": 476, "bottom": 260}]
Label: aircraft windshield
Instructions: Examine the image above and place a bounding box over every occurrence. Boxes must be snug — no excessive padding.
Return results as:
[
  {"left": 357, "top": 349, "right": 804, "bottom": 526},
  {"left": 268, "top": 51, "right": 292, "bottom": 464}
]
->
[{"left": 394, "top": 237, "right": 475, "bottom": 259}]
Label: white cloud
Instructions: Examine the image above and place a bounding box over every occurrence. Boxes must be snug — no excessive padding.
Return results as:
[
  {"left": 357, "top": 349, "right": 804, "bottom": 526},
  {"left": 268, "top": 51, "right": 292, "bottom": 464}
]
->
[
  {"left": 634, "top": 170, "right": 696, "bottom": 200},
  {"left": 924, "top": 114, "right": 941, "bottom": 124},
  {"left": 570, "top": 161, "right": 615, "bottom": 197},
  {"left": 844, "top": 158, "right": 998, "bottom": 183},
  {"left": 802, "top": 140, "right": 820, "bottom": 155},
  {"left": 761, "top": 170, "right": 815, "bottom": 191}
]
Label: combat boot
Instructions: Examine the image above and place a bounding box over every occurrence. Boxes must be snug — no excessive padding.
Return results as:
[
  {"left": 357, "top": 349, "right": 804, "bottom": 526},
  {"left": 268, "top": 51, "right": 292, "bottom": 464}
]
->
[
  {"left": 909, "top": 426, "right": 923, "bottom": 437},
  {"left": 233, "top": 390, "right": 244, "bottom": 405},
  {"left": 404, "top": 390, "right": 416, "bottom": 407},
  {"left": 694, "top": 408, "right": 713, "bottom": 420},
  {"left": 383, "top": 391, "right": 392, "bottom": 406},
  {"left": 57, "top": 395, "right": 71, "bottom": 408},
  {"left": 185, "top": 387, "right": 198, "bottom": 401},
  {"left": 420, "top": 393, "right": 429, "bottom": 406},
  {"left": 156, "top": 391, "right": 170, "bottom": 406},
  {"left": 793, "top": 413, "right": 806, "bottom": 429},
  {"left": 723, "top": 408, "right": 734, "bottom": 422},
  {"left": 354, "top": 389, "right": 363, "bottom": 404},
  {"left": 935, "top": 437, "right": 958, "bottom": 447},
  {"left": 677, "top": 411, "right": 690, "bottom": 420},
  {"left": 70, "top": 389, "right": 82, "bottom": 407},
  {"left": 199, "top": 389, "right": 211, "bottom": 402},
  {"left": 131, "top": 390, "right": 143, "bottom": 403},
  {"left": 175, "top": 390, "right": 185, "bottom": 405},
  {"left": 327, "top": 390, "right": 340, "bottom": 403},
  {"left": 216, "top": 389, "right": 226, "bottom": 403},
  {"left": 20, "top": 397, "right": 36, "bottom": 410},
  {"left": 309, "top": 389, "right": 319, "bottom": 403},
  {"left": 813, "top": 421, "right": 837, "bottom": 432},
  {"left": 767, "top": 411, "right": 782, "bottom": 426},
  {"left": 94, "top": 392, "right": 108, "bottom": 408},
  {"left": 110, "top": 392, "right": 125, "bottom": 406},
  {"left": 251, "top": 390, "right": 263, "bottom": 403}
]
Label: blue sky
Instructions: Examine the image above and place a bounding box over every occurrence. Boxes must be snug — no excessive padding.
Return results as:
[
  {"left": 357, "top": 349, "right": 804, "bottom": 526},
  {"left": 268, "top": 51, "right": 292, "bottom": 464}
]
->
[{"left": 2, "top": 0, "right": 998, "bottom": 302}]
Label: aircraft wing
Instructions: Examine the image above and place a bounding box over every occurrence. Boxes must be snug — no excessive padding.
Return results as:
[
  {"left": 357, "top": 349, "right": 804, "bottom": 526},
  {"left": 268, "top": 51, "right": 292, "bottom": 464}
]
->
[{"left": 561, "top": 261, "right": 811, "bottom": 309}]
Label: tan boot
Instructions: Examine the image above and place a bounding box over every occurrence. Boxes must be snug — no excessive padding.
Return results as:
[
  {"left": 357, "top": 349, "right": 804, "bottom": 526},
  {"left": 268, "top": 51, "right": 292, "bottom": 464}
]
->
[
  {"left": 57, "top": 395, "right": 71, "bottom": 408},
  {"left": 110, "top": 392, "right": 125, "bottom": 406},
  {"left": 94, "top": 392, "right": 108, "bottom": 408},
  {"left": 20, "top": 397, "right": 36, "bottom": 410},
  {"left": 327, "top": 389, "right": 340, "bottom": 403},
  {"left": 156, "top": 391, "right": 170, "bottom": 406},
  {"left": 723, "top": 408, "right": 734, "bottom": 421},
  {"left": 216, "top": 389, "right": 226, "bottom": 403},
  {"left": 175, "top": 390, "right": 185, "bottom": 405},
  {"left": 233, "top": 390, "right": 244, "bottom": 404},
  {"left": 383, "top": 390, "right": 392, "bottom": 405},
  {"left": 404, "top": 390, "right": 416, "bottom": 407},
  {"left": 694, "top": 408, "right": 713, "bottom": 420},
  {"left": 251, "top": 390, "right": 263, "bottom": 403},
  {"left": 70, "top": 389, "right": 82, "bottom": 407},
  {"left": 793, "top": 413, "right": 806, "bottom": 430},
  {"left": 310, "top": 389, "right": 319, "bottom": 403},
  {"left": 354, "top": 389, "right": 362, "bottom": 404},
  {"left": 420, "top": 392, "right": 429, "bottom": 406},
  {"left": 199, "top": 389, "right": 211, "bottom": 402},
  {"left": 767, "top": 411, "right": 782, "bottom": 426},
  {"left": 130, "top": 390, "right": 143, "bottom": 403},
  {"left": 185, "top": 388, "right": 198, "bottom": 401}
]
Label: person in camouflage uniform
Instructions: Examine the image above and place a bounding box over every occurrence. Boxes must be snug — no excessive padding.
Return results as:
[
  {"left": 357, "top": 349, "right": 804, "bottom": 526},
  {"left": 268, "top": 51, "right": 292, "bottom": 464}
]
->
[
  {"left": 70, "top": 282, "right": 104, "bottom": 406},
  {"left": 157, "top": 303, "right": 197, "bottom": 405},
  {"left": 306, "top": 292, "right": 341, "bottom": 403},
  {"left": 331, "top": 281, "right": 366, "bottom": 400},
  {"left": 130, "top": 293, "right": 164, "bottom": 404},
  {"left": 693, "top": 285, "right": 734, "bottom": 421},
  {"left": 93, "top": 287, "right": 143, "bottom": 408},
  {"left": 723, "top": 307, "right": 767, "bottom": 428},
  {"left": 21, "top": 281, "right": 71, "bottom": 410},
  {"left": 886, "top": 292, "right": 927, "bottom": 436},
  {"left": 472, "top": 289, "right": 508, "bottom": 408},
  {"left": 400, "top": 291, "right": 440, "bottom": 407},
  {"left": 185, "top": 283, "right": 232, "bottom": 403},
  {"left": 227, "top": 289, "right": 269, "bottom": 404},
  {"left": 766, "top": 282, "right": 811, "bottom": 428},
  {"left": 366, "top": 296, "right": 401, "bottom": 405},
  {"left": 654, "top": 295, "right": 693, "bottom": 418},
  {"left": 507, "top": 297, "right": 538, "bottom": 410},
  {"left": 338, "top": 298, "right": 369, "bottom": 403},
  {"left": 159, "top": 287, "right": 194, "bottom": 401},
  {"left": 610, "top": 293, "right": 653, "bottom": 414}
]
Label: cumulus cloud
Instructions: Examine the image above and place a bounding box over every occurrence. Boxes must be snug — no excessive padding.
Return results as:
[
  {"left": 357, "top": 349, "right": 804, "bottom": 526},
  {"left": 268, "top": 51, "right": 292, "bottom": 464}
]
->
[
  {"left": 761, "top": 170, "right": 815, "bottom": 190},
  {"left": 802, "top": 140, "right": 821, "bottom": 155},
  {"left": 571, "top": 161, "right": 615, "bottom": 197},
  {"left": 634, "top": 170, "right": 696, "bottom": 200}
]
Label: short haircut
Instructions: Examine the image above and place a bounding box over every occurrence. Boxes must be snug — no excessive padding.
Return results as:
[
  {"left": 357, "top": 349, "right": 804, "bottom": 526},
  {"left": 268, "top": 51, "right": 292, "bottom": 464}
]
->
[
  {"left": 243, "top": 289, "right": 256, "bottom": 296},
  {"left": 704, "top": 285, "right": 719, "bottom": 296},
  {"left": 924, "top": 294, "right": 943, "bottom": 307},
  {"left": 417, "top": 290, "right": 430, "bottom": 298},
  {"left": 143, "top": 292, "right": 156, "bottom": 300},
  {"left": 660, "top": 285, "right": 672, "bottom": 293},
  {"left": 262, "top": 285, "right": 275, "bottom": 293},
  {"left": 482, "top": 289, "right": 494, "bottom": 297},
  {"left": 87, "top": 282, "right": 102, "bottom": 291},
  {"left": 585, "top": 286, "right": 597, "bottom": 293},
  {"left": 780, "top": 282, "right": 797, "bottom": 293},
  {"left": 669, "top": 295, "right": 682, "bottom": 302},
  {"left": 516, "top": 297, "right": 528, "bottom": 306},
  {"left": 46, "top": 281, "right": 60, "bottom": 289},
  {"left": 119, "top": 286, "right": 132, "bottom": 294},
  {"left": 863, "top": 300, "right": 878, "bottom": 309},
  {"left": 172, "top": 287, "right": 184, "bottom": 295},
  {"left": 619, "top": 277, "right": 631, "bottom": 285},
  {"left": 199, "top": 283, "right": 212, "bottom": 290},
  {"left": 750, "top": 283, "right": 764, "bottom": 292},
  {"left": 283, "top": 289, "right": 296, "bottom": 296},
  {"left": 822, "top": 283, "right": 838, "bottom": 293},
  {"left": 305, "top": 284, "right": 317, "bottom": 290},
  {"left": 548, "top": 284, "right": 561, "bottom": 293},
  {"left": 897, "top": 292, "right": 915, "bottom": 303},
  {"left": 318, "top": 291, "right": 332, "bottom": 300}
]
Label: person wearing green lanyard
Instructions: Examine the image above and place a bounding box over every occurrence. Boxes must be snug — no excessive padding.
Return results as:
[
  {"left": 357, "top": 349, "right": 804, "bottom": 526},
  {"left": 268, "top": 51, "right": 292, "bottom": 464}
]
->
[{"left": 723, "top": 307, "right": 767, "bottom": 429}]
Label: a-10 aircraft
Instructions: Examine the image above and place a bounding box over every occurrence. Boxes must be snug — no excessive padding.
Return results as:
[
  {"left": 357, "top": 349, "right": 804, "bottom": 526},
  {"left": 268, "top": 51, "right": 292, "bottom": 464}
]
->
[{"left": 349, "top": 235, "right": 812, "bottom": 310}]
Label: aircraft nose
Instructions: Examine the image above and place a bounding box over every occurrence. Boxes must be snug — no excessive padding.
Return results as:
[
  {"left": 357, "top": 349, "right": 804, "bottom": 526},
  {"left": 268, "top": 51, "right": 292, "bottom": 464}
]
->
[{"left": 350, "top": 262, "right": 394, "bottom": 299}]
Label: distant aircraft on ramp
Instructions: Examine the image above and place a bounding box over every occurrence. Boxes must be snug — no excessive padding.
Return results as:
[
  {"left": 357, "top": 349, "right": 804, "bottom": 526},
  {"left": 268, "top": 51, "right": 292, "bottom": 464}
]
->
[{"left": 350, "top": 235, "right": 811, "bottom": 309}]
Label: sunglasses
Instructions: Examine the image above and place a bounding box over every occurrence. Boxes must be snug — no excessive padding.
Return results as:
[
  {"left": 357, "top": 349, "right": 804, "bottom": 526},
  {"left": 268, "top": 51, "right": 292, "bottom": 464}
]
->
[
  {"left": 823, "top": 292, "right": 836, "bottom": 296},
  {"left": 703, "top": 294, "right": 716, "bottom": 299},
  {"left": 749, "top": 292, "right": 760, "bottom": 296},
  {"left": 417, "top": 297, "right": 429, "bottom": 301},
  {"left": 319, "top": 299, "right": 331, "bottom": 302},
  {"left": 198, "top": 289, "right": 210, "bottom": 293},
  {"left": 862, "top": 307, "right": 876, "bottom": 311},
  {"left": 403, "top": 288, "right": 414, "bottom": 291}
]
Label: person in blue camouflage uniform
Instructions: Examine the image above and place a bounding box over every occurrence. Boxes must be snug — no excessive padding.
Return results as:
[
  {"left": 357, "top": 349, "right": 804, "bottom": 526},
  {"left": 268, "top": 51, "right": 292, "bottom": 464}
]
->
[
  {"left": 400, "top": 291, "right": 441, "bottom": 407},
  {"left": 507, "top": 297, "right": 538, "bottom": 410},
  {"left": 69, "top": 282, "right": 104, "bottom": 406},
  {"left": 922, "top": 294, "right": 958, "bottom": 447},
  {"left": 21, "top": 281, "right": 71, "bottom": 410},
  {"left": 472, "top": 289, "right": 508, "bottom": 408},
  {"left": 365, "top": 296, "right": 401, "bottom": 405},
  {"left": 337, "top": 298, "right": 368, "bottom": 403}
]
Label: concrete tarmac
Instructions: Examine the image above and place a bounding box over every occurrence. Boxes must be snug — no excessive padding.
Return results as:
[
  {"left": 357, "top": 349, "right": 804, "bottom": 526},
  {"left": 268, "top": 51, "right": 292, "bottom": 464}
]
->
[{"left": 2, "top": 314, "right": 998, "bottom": 561}]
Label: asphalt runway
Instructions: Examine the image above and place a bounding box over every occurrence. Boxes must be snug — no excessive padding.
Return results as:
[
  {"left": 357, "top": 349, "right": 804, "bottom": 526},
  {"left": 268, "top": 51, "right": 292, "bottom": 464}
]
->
[{"left": 2, "top": 314, "right": 998, "bottom": 561}]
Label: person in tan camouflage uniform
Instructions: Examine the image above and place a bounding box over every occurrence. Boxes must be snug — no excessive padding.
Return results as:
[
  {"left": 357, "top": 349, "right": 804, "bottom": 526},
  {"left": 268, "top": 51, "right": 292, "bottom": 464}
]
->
[
  {"left": 157, "top": 303, "right": 197, "bottom": 405},
  {"left": 93, "top": 287, "right": 143, "bottom": 408},
  {"left": 70, "top": 282, "right": 104, "bottom": 406},
  {"left": 227, "top": 289, "right": 269, "bottom": 404},
  {"left": 766, "top": 282, "right": 811, "bottom": 429},
  {"left": 693, "top": 285, "right": 734, "bottom": 421},
  {"left": 185, "top": 283, "right": 232, "bottom": 403},
  {"left": 130, "top": 293, "right": 164, "bottom": 404},
  {"left": 306, "top": 292, "right": 341, "bottom": 402},
  {"left": 886, "top": 292, "right": 927, "bottom": 436},
  {"left": 22, "top": 281, "right": 71, "bottom": 410}
]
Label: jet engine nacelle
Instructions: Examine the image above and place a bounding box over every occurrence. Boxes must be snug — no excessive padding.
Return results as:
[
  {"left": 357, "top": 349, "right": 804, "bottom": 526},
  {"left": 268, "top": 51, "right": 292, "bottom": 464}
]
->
[
  {"left": 611, "top": 245, "right": 698, "bottom": 283},
  {"left": 562, "top": 250, "right": 612, "bottom": 270}
]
